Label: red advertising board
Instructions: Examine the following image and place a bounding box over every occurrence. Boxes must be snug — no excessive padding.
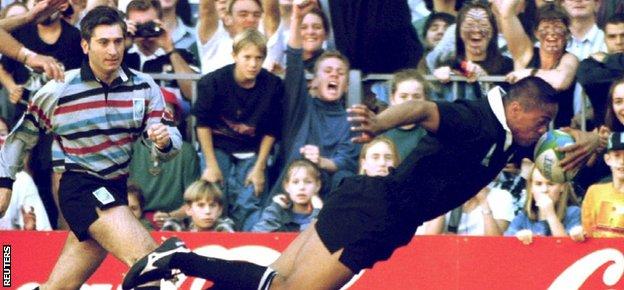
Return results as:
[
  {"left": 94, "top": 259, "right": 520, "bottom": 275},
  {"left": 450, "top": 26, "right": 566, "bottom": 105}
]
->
[{"left": 2, "top": 231, "right": 623, "bottom": 289}]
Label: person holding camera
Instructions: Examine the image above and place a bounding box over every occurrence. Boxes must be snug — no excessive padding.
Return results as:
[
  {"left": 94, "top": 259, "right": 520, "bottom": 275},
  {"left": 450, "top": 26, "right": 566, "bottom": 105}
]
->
[{"left": 125, "top": 0, "right": 198, "bottom": 103}]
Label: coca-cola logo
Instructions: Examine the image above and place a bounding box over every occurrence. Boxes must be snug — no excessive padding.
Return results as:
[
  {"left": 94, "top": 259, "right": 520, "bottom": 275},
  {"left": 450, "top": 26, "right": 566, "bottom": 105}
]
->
[{"left": 549, "top": 248, "right": 624, "bottom": 289}]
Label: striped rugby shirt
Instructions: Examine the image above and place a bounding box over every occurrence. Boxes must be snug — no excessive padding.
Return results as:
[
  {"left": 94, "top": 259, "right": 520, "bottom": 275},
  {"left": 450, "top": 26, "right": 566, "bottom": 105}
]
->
[{"left": 0, "top": 63, "right": 181, "bottom": 188}]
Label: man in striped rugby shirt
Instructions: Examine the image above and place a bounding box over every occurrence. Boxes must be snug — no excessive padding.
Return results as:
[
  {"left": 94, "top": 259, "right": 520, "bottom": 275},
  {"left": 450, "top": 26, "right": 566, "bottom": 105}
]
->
[{"left": 0, "top": 6, "right": 182, "bottom": 289}]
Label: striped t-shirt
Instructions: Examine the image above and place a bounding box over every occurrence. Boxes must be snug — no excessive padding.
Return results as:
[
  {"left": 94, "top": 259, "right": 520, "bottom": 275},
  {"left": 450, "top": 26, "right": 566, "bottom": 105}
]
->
[{"left": 0, "top": 63, "right": 181, "bottom": 186}]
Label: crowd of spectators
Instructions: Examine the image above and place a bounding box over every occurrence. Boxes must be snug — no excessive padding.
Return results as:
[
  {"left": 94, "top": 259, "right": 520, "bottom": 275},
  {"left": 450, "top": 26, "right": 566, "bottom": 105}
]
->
[{"left": 0, "top": 0, "right": 622, "bottom": 242}]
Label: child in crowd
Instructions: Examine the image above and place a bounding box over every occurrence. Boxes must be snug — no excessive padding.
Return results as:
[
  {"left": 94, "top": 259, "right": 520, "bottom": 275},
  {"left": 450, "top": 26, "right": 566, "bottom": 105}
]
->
[
  {"left": 127, "top": 183, "right": 154, "bottom": 231},
  {"left": 273, "top": 1, "right": 359, "bottom": 199},
  {"left": 382, "top": 69, "right": 429, "bottom": 161},
  {"left": 359, "top": 136, "right": 400, "bottom": 177},
  {"left": 163, "top": 180, "right": 236, "bottom": 232},
  {"left": 253, "top": 159, "right": 322, "bottom": 232},
  {"left": 193, "top": 28, "right": 283, "bottom": 231},
  {"left": 504, "top": 165, "right": 584, "bottom": 244},
  {"left": 582, "top": 132, "right": 624, "bottom": 238}
]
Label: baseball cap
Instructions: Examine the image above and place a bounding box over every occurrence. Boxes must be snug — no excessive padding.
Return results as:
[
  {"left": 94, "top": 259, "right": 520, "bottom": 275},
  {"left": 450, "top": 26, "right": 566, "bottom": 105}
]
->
[{"left": 607, "top": 132, "right": 624, "bottom": 151}]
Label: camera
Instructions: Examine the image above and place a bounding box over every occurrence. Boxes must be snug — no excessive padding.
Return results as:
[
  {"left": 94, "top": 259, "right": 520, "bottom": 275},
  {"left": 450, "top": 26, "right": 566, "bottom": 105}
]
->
[{"left": 134, "top": 21, "right": 164, "bottom": 38}]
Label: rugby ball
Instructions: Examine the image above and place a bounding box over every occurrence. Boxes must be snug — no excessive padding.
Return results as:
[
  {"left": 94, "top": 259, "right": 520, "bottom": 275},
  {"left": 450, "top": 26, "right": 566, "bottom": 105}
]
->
[{"left": 534, "top": 130, "right": 578, "bottom": 183}]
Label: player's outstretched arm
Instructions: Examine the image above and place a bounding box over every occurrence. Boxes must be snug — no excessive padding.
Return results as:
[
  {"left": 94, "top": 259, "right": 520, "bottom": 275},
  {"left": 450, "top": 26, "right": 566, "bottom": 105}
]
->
[{"left": 348, "top": 100, "right": 440, "bottom": 143}]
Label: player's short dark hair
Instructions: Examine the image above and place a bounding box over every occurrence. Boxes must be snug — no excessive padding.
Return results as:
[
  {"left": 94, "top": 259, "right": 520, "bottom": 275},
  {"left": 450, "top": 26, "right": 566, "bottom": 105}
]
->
[
  {"left": 80, "top": 6, "right": 127, "bottom": 41},
  {"left": 504, "top": 76, "right": 558, "bottom": 111},
  {"left": 606, "top": 13, "right": 624, "bottom": 27}
]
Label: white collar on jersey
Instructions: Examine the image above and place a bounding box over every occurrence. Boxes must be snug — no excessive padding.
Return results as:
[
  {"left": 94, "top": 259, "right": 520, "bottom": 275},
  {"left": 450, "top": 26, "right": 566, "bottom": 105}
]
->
[{"left": 487, "top": 86, "right": 513, "bottom": 151}]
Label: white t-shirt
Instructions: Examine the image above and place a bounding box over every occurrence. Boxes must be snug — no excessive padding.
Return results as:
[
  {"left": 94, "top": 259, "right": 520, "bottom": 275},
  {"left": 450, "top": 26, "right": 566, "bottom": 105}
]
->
[
  {"left": 197, "top": 20, "right": 295, "bottom": 74},
  {"left": 197, "top": 21, "right": 235, "bottom": 74},
  {"left": 0, "top": 171, "right": 52, "bottom": 230},
  {"left": 443, "top": 187, "right": 515, "bottom": 235}
]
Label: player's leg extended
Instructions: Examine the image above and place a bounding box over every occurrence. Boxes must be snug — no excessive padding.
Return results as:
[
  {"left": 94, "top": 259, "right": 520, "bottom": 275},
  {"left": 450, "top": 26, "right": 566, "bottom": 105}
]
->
[
  {"left": 267, "top": 222, "right": 314, "bottom": 277},
  {"left": 88, "top": 205, "right": 158, "bottom": 266},
  {"left": 40, "top": 232, "right": 108, "bottom": 290},
  {"left": 122, "top": 221, "right": 315, "bottom": 289},
  {"left": 269, "top": 226, "right": 354, "bottom": 290}
]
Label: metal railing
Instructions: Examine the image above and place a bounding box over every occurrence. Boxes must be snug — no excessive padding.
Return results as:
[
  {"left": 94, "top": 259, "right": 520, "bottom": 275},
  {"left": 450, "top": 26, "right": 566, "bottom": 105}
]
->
[{"left": 149, "top": 70, "right": 590, "bottom": 145}]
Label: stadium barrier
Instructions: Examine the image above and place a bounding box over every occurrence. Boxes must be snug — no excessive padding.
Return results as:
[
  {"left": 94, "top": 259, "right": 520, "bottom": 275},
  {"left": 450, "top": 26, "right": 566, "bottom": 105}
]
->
[
  {"left": 2, "top": 231, "right": 622, "bottom": 289},
  {"left": 149, "top": 71, "right": 591, "bottom": 135}
]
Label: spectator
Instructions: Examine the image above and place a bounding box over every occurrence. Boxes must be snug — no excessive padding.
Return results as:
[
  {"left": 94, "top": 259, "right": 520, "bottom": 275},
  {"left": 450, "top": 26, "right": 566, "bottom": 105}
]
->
[
  {"left": 412, "top": 0, "right": 460, "bottom": 44},
  {"left": 597, "top": 0, "right": 624, "bottom": 29},
  {"left": 577, "top": 13, "right": 624, "bottom": 126},
  {"left": 581, "top": 131, "right": 624, "bottom": 238},
  {"left": 490, "top": 157, "right": 533, "bottom": 216},
  {"left": 432, "top": 2, "right": 514, "bottom": 101},
  {"left": 0, "top": 116, "right": 51, "bottom": 231},
  {"left": 159, "top": 0, "right": 195, "bottom": 50},
  {"left": 0, "top": 2, "right": 28, "bottom": 121},
  {"left": 128, "top": 88, "right": 199, "bottom": 229},
  {"left": 499, "top": 1, "right": 578, "bottom": 128},
  {"left": 258, "top": 137, "right": 399, "bottom": 233},
  {"left": 252, "top": 159, "right": 321, "bottom": 232},
  {"left": 272, "top": 2, "right": 359, "bottom": 201},
  {"left": 265, "top": 4, "right": 329, "bottom": 75},
  {"left": 561, "top": 0, "right": 607, "bottom": 126},
  {"left": 381, "top": 70, "right": 429, "bottom": 162},
  {"left": 127, "top": 183, "right": 154, "bottom": 230},
  {"left": 358, "top": 136, "right": 399, "bottom": 177},
  {"left": 425, "top": 184, "right": 514, "bottom": 236},
  {"left": 504, "top": 165, "right": 584, "bottom": 244},
  {"left": 562, "top": 0, "right": 606, "bottom": 60},
  {"left": 563, "top": 79, "right": 624, "bottom": 196},
  {"left": 125, "top": 0, "right": 197, "bottom": 103},
  {"left": 426, "top": 0, "right": 531, "bottom": 73},
  {"left": 162, "top": 180, "right": 235, "bottom": 232},
  {"left": 417, "top": 12, "right": 455, "bottom": 75},
  {"left": 194, "top": 28, "right": 283, "bottom": 231},
  {"left": 195, "top": 0, "right": 278, "bottom": 74},
  {"left": 0, "top": 0, "right": 83, "bottom": 122}
]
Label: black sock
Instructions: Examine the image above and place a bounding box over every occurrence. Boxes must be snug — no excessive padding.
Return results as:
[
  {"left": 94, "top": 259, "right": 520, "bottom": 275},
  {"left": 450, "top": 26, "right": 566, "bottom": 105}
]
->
[{"left": 170, "top": 252, "right": 274, "bottom": 290}]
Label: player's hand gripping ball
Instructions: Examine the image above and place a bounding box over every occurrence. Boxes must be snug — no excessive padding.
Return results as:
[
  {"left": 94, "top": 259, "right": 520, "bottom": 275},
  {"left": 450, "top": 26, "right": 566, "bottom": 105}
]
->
[{"left": 534, "top": 129, "right": 579, "bottom": 183}]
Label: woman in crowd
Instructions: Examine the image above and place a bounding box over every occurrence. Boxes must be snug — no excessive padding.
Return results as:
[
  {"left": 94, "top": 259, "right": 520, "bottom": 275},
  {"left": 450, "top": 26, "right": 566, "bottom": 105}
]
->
[
  {"left": 432, "top": 1, "right": 513, "bottom": 101},
  {"left": 266, "top": 3, "right": 329, "bottom": 74},
  {"left": 499, "top": 0, "right": 578, "bottom": 128},
  {"left": 504, "top": 165, "right": 584, "bottom": 244}
]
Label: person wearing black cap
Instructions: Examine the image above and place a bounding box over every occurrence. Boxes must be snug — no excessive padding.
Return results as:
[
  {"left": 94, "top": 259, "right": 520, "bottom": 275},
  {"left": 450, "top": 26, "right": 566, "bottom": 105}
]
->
[{"left": 581, "top": 132, "right": 624, "bottom": 238}]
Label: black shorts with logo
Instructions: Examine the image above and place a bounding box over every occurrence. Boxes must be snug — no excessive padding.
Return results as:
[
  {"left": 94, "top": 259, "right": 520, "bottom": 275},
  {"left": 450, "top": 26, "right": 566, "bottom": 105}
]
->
[
  {"left": 315, "top": 175, "right": 422, "bottom": 273},
  {"left": 59, "top": 171, "right": 128, "bottom": 241}
]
